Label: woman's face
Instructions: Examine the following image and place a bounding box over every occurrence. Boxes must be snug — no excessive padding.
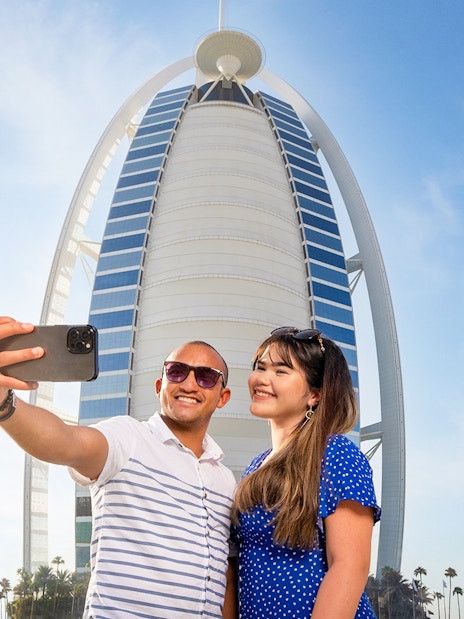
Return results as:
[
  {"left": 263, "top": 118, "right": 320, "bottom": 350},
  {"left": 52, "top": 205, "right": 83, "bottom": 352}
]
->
[{"left": 248, "top": 344, "right": 319, "bottom": 429}]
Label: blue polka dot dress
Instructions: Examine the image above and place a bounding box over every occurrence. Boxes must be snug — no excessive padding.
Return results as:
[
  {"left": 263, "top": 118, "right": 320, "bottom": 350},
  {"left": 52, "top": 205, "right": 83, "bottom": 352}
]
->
[{"left": 235, "top": 434, "right": 381, "bottom": 618}]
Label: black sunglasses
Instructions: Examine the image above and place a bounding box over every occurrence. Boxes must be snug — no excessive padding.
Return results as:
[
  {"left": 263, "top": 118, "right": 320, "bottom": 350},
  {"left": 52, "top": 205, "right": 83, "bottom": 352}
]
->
[
  {"left": 271, "top": 327, "right": 325, "bottom": 353},
  {"left": 163, "top": 361, "right": 226, "bottom": 389}
]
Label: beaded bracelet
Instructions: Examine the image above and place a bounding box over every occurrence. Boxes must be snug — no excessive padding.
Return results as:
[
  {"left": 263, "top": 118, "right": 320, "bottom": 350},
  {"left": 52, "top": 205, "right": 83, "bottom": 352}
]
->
[{"left": 0, "top": 389, "right": 17, "bottom": 422}]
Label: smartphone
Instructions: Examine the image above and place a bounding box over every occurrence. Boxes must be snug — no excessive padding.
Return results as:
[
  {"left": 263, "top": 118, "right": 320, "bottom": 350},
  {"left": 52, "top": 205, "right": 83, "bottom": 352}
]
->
[{"left": 0, "top": 325, "right": 99, "bottom": 382}]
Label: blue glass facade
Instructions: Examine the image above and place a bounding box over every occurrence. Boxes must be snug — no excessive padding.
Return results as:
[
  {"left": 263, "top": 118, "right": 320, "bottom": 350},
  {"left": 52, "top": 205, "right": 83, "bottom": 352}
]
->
[
  {"left": 75, "top": 85, "right": 194, "bottom": 568},
  {"left": 258, "top": 92, "right": 358, "bottom": 390},
  {"left": 80, "top": 85, "right": 194, "bottom": 425}
]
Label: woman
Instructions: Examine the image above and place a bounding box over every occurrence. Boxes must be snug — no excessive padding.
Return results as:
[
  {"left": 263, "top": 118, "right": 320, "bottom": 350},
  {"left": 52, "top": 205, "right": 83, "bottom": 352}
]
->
[{"left": 232, "top": 327, "right": 380, "bottom": 618}]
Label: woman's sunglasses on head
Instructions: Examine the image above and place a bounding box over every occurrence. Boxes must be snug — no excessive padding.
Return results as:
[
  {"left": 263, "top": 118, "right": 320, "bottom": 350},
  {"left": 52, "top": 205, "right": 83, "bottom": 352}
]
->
[{"left": 271, "top": 327, "right": 325, "bottom": 354}]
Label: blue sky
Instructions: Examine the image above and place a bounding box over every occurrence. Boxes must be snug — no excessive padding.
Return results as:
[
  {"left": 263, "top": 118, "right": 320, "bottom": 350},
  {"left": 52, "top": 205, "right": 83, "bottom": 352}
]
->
[{"left": 1, "top": 0, "right": 463, "bottom": 610}]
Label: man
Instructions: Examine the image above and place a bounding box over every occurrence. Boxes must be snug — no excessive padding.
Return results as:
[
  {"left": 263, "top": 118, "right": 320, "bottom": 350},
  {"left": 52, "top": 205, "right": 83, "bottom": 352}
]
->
[{"left": 0, "top": 317, "right": 237, "bottom": 618}]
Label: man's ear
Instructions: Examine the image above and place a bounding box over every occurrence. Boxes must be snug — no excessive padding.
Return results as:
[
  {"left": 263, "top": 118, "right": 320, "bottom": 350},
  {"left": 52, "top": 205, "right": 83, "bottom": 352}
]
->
[
  {"left": 154, "top": 378, "right": 162, "bottom": 398},
  {"left": 216, "top": 387, "right": 231, "bottom": 409}
]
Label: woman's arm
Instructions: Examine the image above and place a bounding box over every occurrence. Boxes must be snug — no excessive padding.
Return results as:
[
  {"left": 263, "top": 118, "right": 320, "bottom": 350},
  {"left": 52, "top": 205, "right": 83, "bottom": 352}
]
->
[{"left": 311, "top": 500, "right": 375, "bottom": 619}]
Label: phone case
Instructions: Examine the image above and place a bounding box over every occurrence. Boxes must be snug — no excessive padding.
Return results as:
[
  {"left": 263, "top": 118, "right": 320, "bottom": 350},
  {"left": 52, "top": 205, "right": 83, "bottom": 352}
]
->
[{"left": 0, "top": 325, "right": 99, "bottom": 382}]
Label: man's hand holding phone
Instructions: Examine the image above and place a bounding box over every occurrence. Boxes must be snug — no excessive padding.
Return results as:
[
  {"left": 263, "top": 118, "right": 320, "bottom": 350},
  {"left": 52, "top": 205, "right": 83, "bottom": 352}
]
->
[
  {"left": 0, "top": 317, "right": 44, "bottom": 391},
  {"left": 0, "top": 316, "right": 98, "bottom": 385}
]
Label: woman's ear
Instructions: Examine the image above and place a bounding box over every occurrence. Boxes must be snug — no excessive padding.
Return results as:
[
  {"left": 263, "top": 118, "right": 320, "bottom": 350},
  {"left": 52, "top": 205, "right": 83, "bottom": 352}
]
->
[{"left": 307, "top": 390, "right": 320, "bottom": 408}]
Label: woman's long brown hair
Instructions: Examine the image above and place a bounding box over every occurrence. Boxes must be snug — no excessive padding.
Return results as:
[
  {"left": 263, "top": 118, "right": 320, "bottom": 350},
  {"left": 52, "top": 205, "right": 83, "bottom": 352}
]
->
[{"left": 231, "top": 332, "right": 358, "bottom": 550}]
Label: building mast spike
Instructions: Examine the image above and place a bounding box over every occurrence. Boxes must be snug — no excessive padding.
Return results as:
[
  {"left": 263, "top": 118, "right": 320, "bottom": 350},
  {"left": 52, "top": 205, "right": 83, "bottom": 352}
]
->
[{"left": 218, "top": 0, "right": 225, "bottom": 31}]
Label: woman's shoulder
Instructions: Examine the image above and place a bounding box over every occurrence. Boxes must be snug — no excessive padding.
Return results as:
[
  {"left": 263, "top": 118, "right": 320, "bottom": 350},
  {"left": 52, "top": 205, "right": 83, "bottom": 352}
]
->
[
  {"left": 243, "top": 448, "right": 272, "bottom": 476},
  {"left": 324, "top": 434, "right": 372, "bottom": 469}
]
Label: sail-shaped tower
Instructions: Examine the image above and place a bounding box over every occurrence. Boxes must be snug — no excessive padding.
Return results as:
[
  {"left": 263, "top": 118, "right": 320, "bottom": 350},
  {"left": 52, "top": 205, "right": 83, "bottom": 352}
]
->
[{"left": 24, "top": 27, "right": 404, "bottom": 577}]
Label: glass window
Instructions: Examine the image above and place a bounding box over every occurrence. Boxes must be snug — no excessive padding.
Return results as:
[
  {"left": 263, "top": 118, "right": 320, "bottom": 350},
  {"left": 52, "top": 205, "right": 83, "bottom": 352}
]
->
[
  {"left": 261, "top": 92, "right": 294, "bottom": 113},
  {"left": 100, "top": 233, "right": 145, "bottom": 254},
  {"left": 301, "top": 211, "right": 338, "bottom": 235},
  {"left": 307, "top": 246, "right": 346, "bottom": 270},
  {"left": 121, "top": 156, "right": 163, "bottom": 175},
  {"left": 277, "top": 129, "right": 312, "bottom": 150},
  {"left": 97, "top": 328, "right": 133, "bottom": 351},
  {"left": 151, "top": 86, "right": 191, "bottom": 105},
  {"left": 298, "top": 195, "right": 335, "bottom": 219},
  {"left": 113, "top": 184, "right": 156, "bottom": 204},
  {"left": 309, "top": 262, "right": 349, "bottom": 287},
  {"left": 338, "top": 346, "right": 358, "bottom": 368},
  {"left": 94, "top": 269, "right": 139, "bottom": 291},
  {"left": 291, "top": 167, "right": 329, "bottom": 190},
  {"left": 79, "top": 397, "right": 128, "bottom": 419},
  {"left": 140, "top": 108, "right": 180, "bottom": 127},
  {"left": 314, "top": 300, "right": 354, "bottom": 325},
  {"left": 104, "top": 216, "right": 148, "bottom": 237},
  {"left": 91, "top": 310, "right": 134, "bottom": 330},
  {"left": 273, "top": 117, "right": 308, "bottom": 140},
  {"left": 313, "top": 281, "right": 351, "bottom": 306},
  {"left": 76, "top": 546, "right": 90, "bottom": 569},
  {"left": 305, "top": 228, "right": 343, "bottom": 252},
  {"left": 82, "top": 373, "right": 130, "bottom": 397},
  {"left": 99, "top": 352, "right": 131, "bottom": 372},
  {"left": 126, "top": 143, "right": 167, "bottom": 161},
  {"left": 91, "top": 288, "right": 137, "bottom": 311},
  {"left": 266, "top": 107, "right": 302, "bottom": 128},
  {"left": 316, "top": 321, "right": 356, "bottom": 347},
  {"left": 287, "top": 153, "right": 323, "bottom": 177},
  {"left": 294, "top": 181, "right": 331, "bottom": 205},
  {"left": 144, "top": 100, "right": 184, "bottom": 115},
  {"left": 75, "top": 520, "right": 92, "bottom": 543},
  {"left": 75, "top": 496, "right": 91, "bottom": 518},
  {"left": 282, "top": 140, "right": 318, "bottom": 163},
  {"left": 131, "top": 131, "right": 172, "bottom": 148},
  {"left": 135, "top": 120, "right": 176, "bottom": 137},
  {"left": 96, "top": 250, "right": 142, "bottom": 273},
  {"left": 108, "top": 200, "right": 152, "bottom": 220},
  {"left": 116, "top": 170, "right": 159, "bottom": 190},
  {"left": 350, "top": 369, "right": 359, "bottom": 389}
]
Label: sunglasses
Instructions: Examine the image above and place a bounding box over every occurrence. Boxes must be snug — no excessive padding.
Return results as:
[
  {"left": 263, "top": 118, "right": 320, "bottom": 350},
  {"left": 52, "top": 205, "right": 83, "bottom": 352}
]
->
[
  {"left": 163, "top": 361, "right": 226, "bottom": 389},
  {"left": 270, "top": 327, "right": 325, "bottom": 353}
]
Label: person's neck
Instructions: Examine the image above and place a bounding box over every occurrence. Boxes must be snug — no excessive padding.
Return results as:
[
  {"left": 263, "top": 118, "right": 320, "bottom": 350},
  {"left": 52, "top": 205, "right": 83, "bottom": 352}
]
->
[
  {"left": 269, "top": 423, "right": 294, "bottom": 453},
  {"left": 159, "top": 413, "right": 206, "bottom": 459}
]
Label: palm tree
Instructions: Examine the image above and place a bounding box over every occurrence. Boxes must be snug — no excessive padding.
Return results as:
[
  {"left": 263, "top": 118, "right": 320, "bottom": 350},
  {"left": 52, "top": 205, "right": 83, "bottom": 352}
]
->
[
  {"left": 414, "top": 567, "right": 427, "bottom": 584},
  {"left": 0, "top": 579, "right": 11, "bottom": 619},
  {"left": 54, "top": 569, "right": 73, "bottom": 616},
  {"left": 414, "top": 568, "right": 427, "bottom": 617},
  {"left": 445, "top": 568, "right": 458, "bottom": 619},
  {"left": 435, "top": 591, "right": 444, "bottom": 619},
  {"left": 454, "top": 587, "right": 463, "bottom": 619},
  {"left": 51, "top": 556, "right": 65, "bottom": 613},
  {"left": 51, "top": 555, "right": 65, "bottom": 574}
]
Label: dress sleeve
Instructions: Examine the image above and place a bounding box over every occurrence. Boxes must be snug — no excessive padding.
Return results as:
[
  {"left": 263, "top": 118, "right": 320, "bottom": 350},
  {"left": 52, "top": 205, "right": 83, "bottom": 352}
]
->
[{"left": 318, "top": 434, "right": 381, "bottom": 523}]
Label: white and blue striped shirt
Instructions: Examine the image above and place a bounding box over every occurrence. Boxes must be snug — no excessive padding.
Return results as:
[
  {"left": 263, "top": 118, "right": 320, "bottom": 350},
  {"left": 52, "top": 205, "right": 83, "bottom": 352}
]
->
[{"left": 70, "top": 412, "right": 236, "bottom": 618}]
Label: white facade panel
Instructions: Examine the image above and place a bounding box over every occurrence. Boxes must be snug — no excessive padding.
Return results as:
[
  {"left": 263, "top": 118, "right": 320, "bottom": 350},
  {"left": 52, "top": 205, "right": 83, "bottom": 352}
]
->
[{"left": 131, "top": 100, "right": 311, "bottom": 472}]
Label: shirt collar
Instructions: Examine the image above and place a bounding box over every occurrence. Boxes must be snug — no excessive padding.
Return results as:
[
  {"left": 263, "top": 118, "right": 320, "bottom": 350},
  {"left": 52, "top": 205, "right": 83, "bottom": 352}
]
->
[{"left": 148, "top": 412, "right": 225, "bottom": 462}]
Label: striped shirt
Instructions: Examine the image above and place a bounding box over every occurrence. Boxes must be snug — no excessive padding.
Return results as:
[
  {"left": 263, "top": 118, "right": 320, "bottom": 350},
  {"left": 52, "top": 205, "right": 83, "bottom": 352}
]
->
[{"left": 70, "top": 412, "right": 236, "bottom": 618}]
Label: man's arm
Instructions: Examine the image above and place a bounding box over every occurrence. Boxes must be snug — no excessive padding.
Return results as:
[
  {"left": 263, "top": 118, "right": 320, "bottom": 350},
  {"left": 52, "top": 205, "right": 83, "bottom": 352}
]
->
[{"left": 0, "top": 317, "right": 108, "bottom": 480}]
